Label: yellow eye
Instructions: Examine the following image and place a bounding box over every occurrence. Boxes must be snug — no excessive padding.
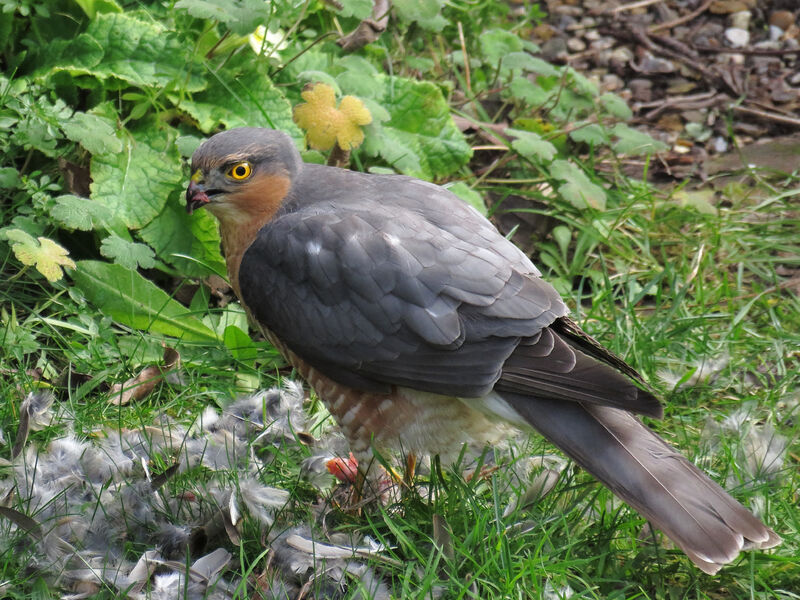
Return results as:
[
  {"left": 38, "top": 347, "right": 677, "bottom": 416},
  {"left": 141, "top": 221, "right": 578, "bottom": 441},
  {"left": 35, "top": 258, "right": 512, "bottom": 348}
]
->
[{"left": 227, "top": 162, "right": 252, "bottom": 180}]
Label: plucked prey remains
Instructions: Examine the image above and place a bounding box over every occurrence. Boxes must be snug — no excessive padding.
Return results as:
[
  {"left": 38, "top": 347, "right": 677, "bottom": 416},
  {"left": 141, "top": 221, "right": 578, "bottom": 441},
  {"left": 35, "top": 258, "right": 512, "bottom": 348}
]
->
[{"left": 186, "top": 127, "right": 779, "bottom": 574}]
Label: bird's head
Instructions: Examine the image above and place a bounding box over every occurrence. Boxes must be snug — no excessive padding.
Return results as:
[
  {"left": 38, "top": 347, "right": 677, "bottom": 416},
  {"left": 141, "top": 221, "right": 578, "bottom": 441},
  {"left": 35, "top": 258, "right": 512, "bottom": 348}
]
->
[{"left": 185, "top": 128, "right": 302, "bottom": 223}]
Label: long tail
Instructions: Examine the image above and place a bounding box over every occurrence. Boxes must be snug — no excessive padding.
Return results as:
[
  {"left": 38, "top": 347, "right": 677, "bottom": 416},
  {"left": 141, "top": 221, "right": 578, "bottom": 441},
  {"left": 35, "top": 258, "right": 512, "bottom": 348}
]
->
[{"left": 500, "top": 393, "right": 780, "bottom": 574}]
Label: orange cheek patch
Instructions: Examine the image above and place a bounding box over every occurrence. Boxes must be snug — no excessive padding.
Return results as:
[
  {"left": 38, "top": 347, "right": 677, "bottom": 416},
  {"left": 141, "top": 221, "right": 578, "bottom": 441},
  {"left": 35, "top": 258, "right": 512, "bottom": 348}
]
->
[{"left": 216, "top": 172, "right": 292, "bottom": 299}]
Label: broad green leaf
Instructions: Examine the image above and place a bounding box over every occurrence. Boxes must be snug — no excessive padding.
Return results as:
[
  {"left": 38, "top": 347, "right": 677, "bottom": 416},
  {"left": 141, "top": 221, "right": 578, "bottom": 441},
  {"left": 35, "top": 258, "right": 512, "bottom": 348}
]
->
[
  {"left": 611, "top": 123, "right": 668, "bottom": 155},
  {"left": 364, "top": 126, "right": 423, "bottom": 177},
  {"left": 11, "top": 96, "right": 72, "bottom": 158},
  {"left": 207, "top": 303, "right": 249, "bottom": 338},
  {"left": 507, "top": 128, "right": 557, "bottom": 162},
  {"left": 501, "top": 53, "right": 559, "bottom": 77},
  {"left": 685, "top": 122, "right": 712, "bottom": 142},
  {"left": 177, "top": 55, "right": 301, "bottom": 140},
  {"left": 363, "top": 76, "right": 471, "bottom": 179},
  {"left": 41, "top": 14, "right": 204, "bottom": 92},
  {"left": 569, "top": 123, "right": 606, "bottom": 145},
  {"left": 392, "top": 0, "right": 447, "bottom": 30},
  {"left": 674, "top": 189, "right": 717, "bottom": 215},
  {"left": 175, "top": 0, "right": 269, "bottom": 35},
  {"left": 480, "top": 29, "right": 523, "bottom": 66},
  {"left": 0, "top": 167, "right": 19, "bottom": 188},
  {"left": 90, "top": 124, "right": 182, "bottom": 230},
  {"left": 72, "top": 260, "right": 219, "bottom": 342},
  {"left": 5, "top": 230, "right": 76, "bottom": 282},
  {"left": 337, "top": 0, "right": 373, "bottom": 19},
  {"left": 176, "top": 135, "right": 203, "bottom": 158},
  {"left": 552, "top": 225, "right": 572, "bottom": 257},
  {"left": 360, "top": 97, "right": 390, "bottom": 123},
  {"left": 224, "top": 325, "right": 258, "bottom": 365},
  {"left": 38, "top": 33, "right": 104, "bottom": 74},
  {"left": 566, "top": 68, "right": 598, "bottom": 96},
  {"left": 549, "top": 160, "right": 606, "bottom": 211},
  {"left": 335, "top": 56, "right": 382, "bottom": 98},
  {"left": 60, "top": 111, "right": 123, "bottom": 156},
  {"left": 406, "top": 56, "right": 435, "bottom": 73},
  {"left": 72, "top": 0, "right": 122, "bottom": 19},
  {"left": 597, "top": 93, "right": 632, "bottom": 120},
  {"left": 297, "top": 71, "right": 342, "bottom": 95},
  {"left": 0, "top": 306, "right": 39, "bottom": 356},
  {"left": 509, "top": 78, "right": 552, "bottom": 106},
  {"left": 100, "top": 235, "right": 157, "bottom": 270},
  {"left": 51, "top": 194, "right": 114, "bottom": 231},
  {"left": 444, "top": 182, "right": 487, "bottom": 216},
  {"left": 140, "top": 201, "right": 227, "bottom": 278}
]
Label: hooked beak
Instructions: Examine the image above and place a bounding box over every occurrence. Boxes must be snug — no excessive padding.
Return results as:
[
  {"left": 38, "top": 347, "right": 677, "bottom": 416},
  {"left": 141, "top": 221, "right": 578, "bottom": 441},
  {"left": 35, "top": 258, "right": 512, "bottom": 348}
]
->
[{"left": 185, "top": 180, "right": 210, "bottom": 214}]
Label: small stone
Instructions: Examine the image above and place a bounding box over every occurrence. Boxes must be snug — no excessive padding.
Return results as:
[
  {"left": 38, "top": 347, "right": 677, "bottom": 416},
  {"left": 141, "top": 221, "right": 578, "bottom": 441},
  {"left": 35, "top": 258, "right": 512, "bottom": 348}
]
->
[
  {"left": 556, "top": 15, "right": 577, "bottom": 30},
  {"left": 552, "top": 5, "right": 581, "bottom": 16},
  {"left": 692, "top": 22, "right": 724, "bottom": 46},
  {"left": 589, "top": 38, "right": 615, "bottom": 51},
  {"left": 584, "top": 29, "right": 601, "bottom": 42},
  {"left": 532, "top": 23, "right": 559, "bottom": 42},
  {"left": 601, "top": 73, "right": 624, "bottom": 92},
  {"left": 566, "top": 37, "right": 586, "bottom": 52},
  {"left": 580, "top": 17, "right": 597, "bottom": 28},
  {"left": 771, "top": 82, "right": 799, "bottom": 103},
  {"left": 724, "top": 27, "right": 750, "bottom": 47},
  {"left": 709, "top": 0, "right": 751, "bottom": 15},
  {"left": 638, "top": 54, "right": 676, "bottom": 73},
  {"left": 667, "top": 78, "right": 697, "bottom": 94},
  {"left": 629, "top": 78, "right": 653, "bottom": 102},
  {"left": 769, "top": 10, "right": 795, "bottom": 31},
  {"left": 540, "top": 37, "right": 568, "bottom": 62},
  {"left": 673, "top": 140, "right": 692, "bottom": 154},
  {"left": 657, "top": 113, "right": 683, "bottom": 133},
  {"left": 727, "top": 52, "right": 745, "bottom": 65},
  {"left": 681, "top": 110, "right": 707, "bottom": 124},
  {"left": 607, "top": 46, "right": 633, "bottom": 66},
  {"left": 752, "top": 55, "right": 781, "bottom": 74},
  {"left": 755, "top": 38, "right": 781, "bottom": 50},
  {"left": 769, "top": 25, "right": 784, "bottom": 41},
  {"left": 729, "top": 10, "right": 751, "bottom": 29},
  {"left": 711, "top": 136, "right": 728, "bottom": 154}
]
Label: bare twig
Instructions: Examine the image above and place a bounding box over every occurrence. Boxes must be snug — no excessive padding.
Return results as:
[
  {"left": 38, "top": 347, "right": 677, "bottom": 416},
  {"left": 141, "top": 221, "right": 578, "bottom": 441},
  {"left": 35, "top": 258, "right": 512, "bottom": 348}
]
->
[
  {"left": 457, "top": 21, "right": 471, "bottom": 96},
  {"left": 608, "top": 0, "right": 663, "bottom": 14},
  {"left": 634, "top": 90, "right": 719, "bottom": 109},
  {"left": 649, "top": 0, "right": 713, "bottom": 33},
  {"left": 732, "top": 105, "right": 800, "bottom": 128},
  {"left": 695, "top": 45, "right": 800, "bottom": 56},
  {"left": 606, "top": 27, "right": 737, "bottom": 96}
]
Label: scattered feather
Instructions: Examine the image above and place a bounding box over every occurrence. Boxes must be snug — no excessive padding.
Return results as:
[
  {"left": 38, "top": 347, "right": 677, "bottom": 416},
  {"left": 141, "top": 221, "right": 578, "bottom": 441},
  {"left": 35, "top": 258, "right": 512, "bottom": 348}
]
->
[
  {"left": 12, "top": 390, "right": 56, "bottom": 458},
  {"left": 0, "top": 382, "right": 398, "bottom": 598},
  {"left": 702, "top": 401, "right": 788, "bottom": 489},
  {"left": 657, "top": 352, "right": 730, "bottom": 390}
]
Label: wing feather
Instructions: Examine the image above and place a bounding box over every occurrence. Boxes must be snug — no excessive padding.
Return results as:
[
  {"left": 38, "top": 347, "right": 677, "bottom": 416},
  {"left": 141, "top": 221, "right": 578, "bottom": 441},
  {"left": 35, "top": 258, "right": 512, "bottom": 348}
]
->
[
  {"left": 239, "top": 170, "right": 566, "bottom": 397},
  {"left": 239, "top": 165, "right": 655, "bottom": 412}
]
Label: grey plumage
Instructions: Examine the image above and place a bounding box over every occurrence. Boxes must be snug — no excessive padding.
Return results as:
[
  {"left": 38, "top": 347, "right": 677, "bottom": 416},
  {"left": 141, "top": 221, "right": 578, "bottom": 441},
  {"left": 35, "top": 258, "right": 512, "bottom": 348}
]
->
[
  {"left": 193, "top": 127, "right": 780, "bottom": 574},
  {"left": 504, "top": 395, "right": 780, "bottom": 572}
]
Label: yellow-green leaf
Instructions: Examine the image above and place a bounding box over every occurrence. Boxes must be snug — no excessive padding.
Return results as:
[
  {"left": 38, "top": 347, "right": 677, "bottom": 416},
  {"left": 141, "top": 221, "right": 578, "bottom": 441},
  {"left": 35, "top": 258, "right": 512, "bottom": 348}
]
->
[{"left": 5, "top": 229, "right": 76, "bottom": 282}]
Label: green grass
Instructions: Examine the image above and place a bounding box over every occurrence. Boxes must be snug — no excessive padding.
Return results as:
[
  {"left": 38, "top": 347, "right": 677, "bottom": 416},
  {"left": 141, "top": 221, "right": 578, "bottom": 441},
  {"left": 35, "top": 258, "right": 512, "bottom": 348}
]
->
[
  {"left": 1, "top": 170, "right": 798, "bottom": 598},
  {"left": 2, "top": 0, "right": 799, "bottom": 596}
]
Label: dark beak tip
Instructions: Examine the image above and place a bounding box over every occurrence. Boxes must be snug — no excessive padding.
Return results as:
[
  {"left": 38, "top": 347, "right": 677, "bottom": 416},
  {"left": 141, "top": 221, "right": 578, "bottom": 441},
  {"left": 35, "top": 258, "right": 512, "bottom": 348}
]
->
[{"left": 185, "top": 181, "right": 210, "bottom": 215}]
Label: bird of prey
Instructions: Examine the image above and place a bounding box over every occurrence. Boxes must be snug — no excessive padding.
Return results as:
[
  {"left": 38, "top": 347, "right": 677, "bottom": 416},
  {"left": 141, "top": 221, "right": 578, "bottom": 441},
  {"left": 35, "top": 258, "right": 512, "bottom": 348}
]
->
[{"left": 185, "top": 127, "right": 779, "bottom": 574}]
